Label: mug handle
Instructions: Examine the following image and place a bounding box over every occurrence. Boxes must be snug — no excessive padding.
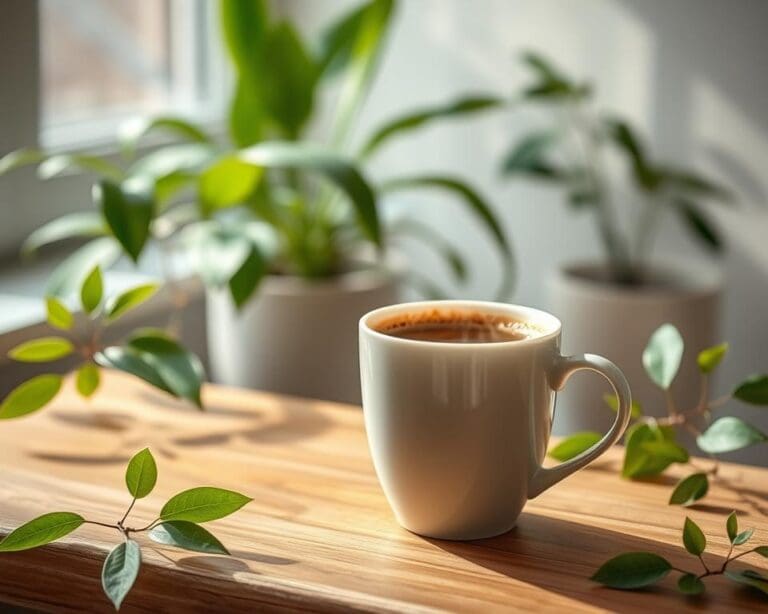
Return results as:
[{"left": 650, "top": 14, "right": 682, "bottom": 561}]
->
[{"left": 528, "top": 353, "right": 632, "bottom": 498}]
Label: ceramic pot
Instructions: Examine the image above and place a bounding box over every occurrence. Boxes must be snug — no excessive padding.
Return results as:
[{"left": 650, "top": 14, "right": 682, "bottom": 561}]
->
[
  {"left": 549, "top": 262, "right": 722, "bottom": 435},
  {"left": 206, "top": 263, "right": 401, "bottom": 404}
]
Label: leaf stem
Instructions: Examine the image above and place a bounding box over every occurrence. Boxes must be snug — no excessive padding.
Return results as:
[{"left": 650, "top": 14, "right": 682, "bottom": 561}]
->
[
  {"left": 118, "top": 496, "right": 137, "bottom": 528},
  {"left": 707, "top": 394, "right": 732, "bottom": 411},
  {"left": 83, "top": 520, "right": 120, "bottom": 530},
  {"left": 698, "top": 553, "right": 710, "bottom": 574},
  {"left": 129, "top": 518, "right": 161, "bottom": 533}
]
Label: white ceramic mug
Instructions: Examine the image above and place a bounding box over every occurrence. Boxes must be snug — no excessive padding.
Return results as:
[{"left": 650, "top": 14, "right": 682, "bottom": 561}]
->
[{"left": 359, "top": 300, "right": 632, "bottom": 540}]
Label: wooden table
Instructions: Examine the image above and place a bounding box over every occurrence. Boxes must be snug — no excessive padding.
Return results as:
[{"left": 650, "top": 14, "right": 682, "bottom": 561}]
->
[{"left": 0, "top": 373, "right": 766, "bottom": 612}]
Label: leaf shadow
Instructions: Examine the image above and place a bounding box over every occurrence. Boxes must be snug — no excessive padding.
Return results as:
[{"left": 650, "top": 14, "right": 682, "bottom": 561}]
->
[
  {"left": 50, "top": 410, "right": 132, "bottom": 432},
  {"left": 175, "top": 555, "right": 254, "bottom": 579},
  {"left": 228, "top": 550, "right": 298, "bottom": 566},
  {"left": 29, "top": 451, "right": 131, "bottom": 465}
]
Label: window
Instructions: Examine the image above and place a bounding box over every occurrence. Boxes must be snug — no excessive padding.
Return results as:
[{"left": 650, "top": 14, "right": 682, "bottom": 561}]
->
[{"left": 39, "top": 0, "right": 225, "bottom": 149}]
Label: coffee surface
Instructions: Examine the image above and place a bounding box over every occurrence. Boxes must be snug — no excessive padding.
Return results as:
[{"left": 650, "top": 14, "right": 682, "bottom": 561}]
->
[{"left": 373, "top": 309, "right": 543, "bottom": 343}]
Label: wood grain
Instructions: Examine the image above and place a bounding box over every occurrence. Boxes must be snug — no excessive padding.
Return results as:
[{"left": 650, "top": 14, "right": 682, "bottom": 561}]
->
[{"left": 0, "top": 372, "right": 766, "bottom": 612}]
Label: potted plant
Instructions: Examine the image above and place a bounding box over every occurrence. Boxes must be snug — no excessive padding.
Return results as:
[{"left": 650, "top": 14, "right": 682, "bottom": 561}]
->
[
  {"left": 0, "top": 0, "right": 512, "bottom": 404},
  {"left": 501, "top": 52, "right": 730, "bottom": 432}
]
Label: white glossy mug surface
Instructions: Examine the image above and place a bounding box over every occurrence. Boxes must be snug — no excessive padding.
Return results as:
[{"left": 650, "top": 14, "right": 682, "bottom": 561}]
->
[{"left": 359, "top": 301, "right": 632, "bottom": 540}]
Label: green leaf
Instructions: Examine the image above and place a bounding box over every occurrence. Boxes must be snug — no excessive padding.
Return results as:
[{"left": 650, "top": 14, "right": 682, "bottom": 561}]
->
[
  {"left": 125, "top": 448, "right": 157, "bottom": 499},
  {"left": 238, "top": 141, "right": 380, "bottom": 246},
  {"left": 658, "top": 168, "right": 732, "bottom": 201},
  {"left": 603, "top": 393, "right": 643, "bottom": 418},
  {"left": 755, "top": 546, "right": 768, "bottom": 558},
  {"left": 102, "top": 540, "right": 141, "bottom": 610},
  {"left": 500, "top": 131, "right": 562, "bottom": 179},
  {"left": 37, "top": 154, "right": 123, "bottom": 181},
  {"left": 160, "top": 487, "right": 252, "bottom": 523},
  {"left": 0, "top": 512, "right": 84, "bottom": 552},
  {"left": 22, "top": 211, "right": 107, "bottom": 255},
  {"left": 0, "top": 148, "right": 46, "bottom": 175},
  {"left": 181, "top": 222, "right": 252, "bottom": 287},
  {"left": 149, "top": 521, "right": 229, "bottom": 555},
  {"left": 725, "top": 570, "right": 768, "bottom": 596},
  {"left": 105, "top": 284, "right": 159, "bottom": 321},
  {"left": 361, "top": 95, "right": 502, "bottom": 158},
  {"left": 622, "top": 423, "right": 685, "bottom": 478},
  {"left": 95, "top": 346, "right": 173, "bottom": 396},
  {"left": 95, "top": 179, "right": 154, "bottom": 263},
  {"left": 639, "top": 440, "right": 689, "bottom": 463},
  {"left": 228, "top": 246, "right": 266, "bottom": 309},
  {"left": 677, "top": 573, "right": 705, "bottom": 596},
  {"left": 389, "top": 219, "right": 468, "bottom": 283},
  {"left": 733, "top": 374, "right": 768, "bottom": 405},
  {"left": 119, "top": 115, "right": 210, "bottom": 157},
  {"left": 726, "top": 511, "right": 738, "bottom": 543},
  {"left": 0, "top": 374, "right": 63, "bottom": 419},
  {"left": 128, "top": 143, "right": 215, "bottom": 185},
  {"left": 642, "top": 323, "right": 684, "bottom": 390},
  {"left": 603, "top": 118, "right": 657, "bottom": 190},
  {"left": 697, "top": 417, "right": 767, "bottom": 453},
  {"left": 733, "top": 528, "right": 754, "bottom": 546},
  {"left": 46, "top": 237, "right": 122, "bottom": 299},
  {"left": 697, "top": 343, "right": 728, "bottom": 374},
  {"left": 548, "top": 432, "right": 602, "bottom": 461},
  {"left": 80, "top": 265, "right": 103, "bottom": 315},
  {"left": 682, "top": 517, "right": 706, "bottom": 556},
  {"left": 45, "top": 297, "right": 74, "bottom": 330},
  {"left": 199, "top": 156, "right": 263, "bottom": 214},
  {"left": 669, "top": 473, "right": 709, "bottom": 506},
  {"left": 127, "top": 331, "right": 205, "bottom": 408},
  {"left": 591, "top": 552, "right": 672, "bottom": 589},
  {"left": 76, "top": 363, "right": 100, "bottom": 398},
  {"left": 8, "top": 337, "right": 74, "bottom": 362},
  {"left": 520, "top": 52, "right": 591, "bottom": 100},
  {"left": 676, "top": 198, "right": 722, "bottom": 253},
  {"left": 228, "top": 77, "right": 265, "bottom": 148},
  {"left": 262, "top": 21, "right": 318, "bottom": 137}
]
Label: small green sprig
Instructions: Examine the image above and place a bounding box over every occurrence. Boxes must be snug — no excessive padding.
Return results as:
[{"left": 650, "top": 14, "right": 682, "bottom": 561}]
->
[
  {"left": 0, "top": 448, "right": 251, "bottom": 610},
  {"left": 592, "top": 513, "right": 768, "bottom": 599},
  {"left": 550, "top": 323, "right": 768, "bottom": 506},
  {"left": 0, "top": 265, "right": 205, "bottom": 420}
]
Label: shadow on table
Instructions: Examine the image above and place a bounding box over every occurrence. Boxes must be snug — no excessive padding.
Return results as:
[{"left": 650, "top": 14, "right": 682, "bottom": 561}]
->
[{"left": 427, "top": 513, "right": 749, "bottom": 610}]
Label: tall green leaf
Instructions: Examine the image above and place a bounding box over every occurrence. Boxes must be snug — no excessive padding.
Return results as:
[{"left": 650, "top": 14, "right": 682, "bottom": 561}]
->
[
  {"left": 125, "top": 448, "right": 157, "bottom": 499},
  {"left": 0, "top": 512, "right": 84, "bottom": 552},
  {"left": 228, "top": 245, "right": 267, "bottom": 308},
  {"left": 0, "top": 374, "right": 63, "bottom": 419},
  {"left": 22, "top": 211, "right": 107, "bottom": 256},
  {"left": 160, "top": 487, "right": 252, "bottom": 523},
  {"left": 361, "top": 95, "right": 503, "bottom": 158},
  {"left": 102, "top": 540, "right": 141, "bottom": 610},
  {"left": 199, "top": 156, "right": 263, "bottom": 215},
  {"left": 80, "top": 265, "right": 103, "bottom": 315},
  {"left": 682, "top": 517, "right": 706, "bottom": 556},
  {"left": 119, "top": 115, "right": 211, "bottom": 157},
  {"left": 675, "top": 198, "right": 722, "bottom": 253},
  {"left": 603, "top": 118, "right": 657, "bottom": 190},
  {"left": 642, "top": 323, "right": 684, "bottom": 389},
  {"left": 500, "top": 131, "right": 562, "bottom": 179},
  {"left": 95, "top": 180, "right": 154, "bottom": 262},
  {"left": 238, "top": 141, "right": 380, "bottom": 245}
]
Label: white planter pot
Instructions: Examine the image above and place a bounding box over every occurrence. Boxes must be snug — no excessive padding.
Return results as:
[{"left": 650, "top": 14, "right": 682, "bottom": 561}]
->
[
  {"left": 206, "top": 264, "right": 401, "bottom": 404},
  {"left": 549, "top": 262, "right": 722, "bottom": 435}
]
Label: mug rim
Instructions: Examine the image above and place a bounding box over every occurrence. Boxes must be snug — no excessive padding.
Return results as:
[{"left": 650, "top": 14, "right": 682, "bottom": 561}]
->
[{"left": 359, "top": 300, "right": 562, "bottom": 349}]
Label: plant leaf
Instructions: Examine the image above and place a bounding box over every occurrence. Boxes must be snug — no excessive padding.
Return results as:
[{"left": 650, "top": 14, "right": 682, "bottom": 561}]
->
[
  {"left": 37, "top": 154, "right": 123, "bottom": 181},
  {"left": 95, "top": 180, "right": 154, "bottom": 263},
  {"left": 22, "top": 211, "right": 107, "bottom": 256},
  {"left": 0, "top": 512, "right": 84, "bottom": 552},
  {"left": 228, "top": 76, "right": 265, "bottom": 148},
  {"left": 697, "top": 417, "right": 767, "bottom": 453},
  {"left": 603, "top": 393, "right": 643, "bottom": 418},
  {"left": 733, "top": 374, "right": 768, "bottom": 405},
  {"left": 95, "top": 346, "right": 173, "bottom": 396},
  {"left": 128, "top": 143, "right": 215, "bottom": 185},
  {"left": 500, "top": 131, "right": 562, "bottom": 179},
  {"left": 0, "top": 148, "right": 46, "bottom": 175},
  {"left": 659, "top": 168, "right": 732, "bottom": 201},
  {"left": 677, "top": 573, "right": 705, "bottom": 596},
  {"left": 76, "top": 362, "right": 100, "bottom": 398},
  {"left": 181, "top": 222, "right": 252, "bottom": 287},
  {"left": 675, "top": 198, "right": 722, "bottom": 253},
  {"left": 603, "top": 118, "right": 657, "bottom": 190},
  {"left": 725, "top": 570, "right": 768, "bottom": 596},
  {"left": 389, "top": 218, "right": 468, "bottom": 283},
  {"left": 102, "top": 540, "right": 141, "bottom": 610},
  {"left": 127, "top": 331, "right": 206, "bottom": 408},
  {"left": 46, "top": 238, "right": 122, "bottom": 299},
  {"left": 105, "top": 284, "right": 159, "bottom": 322},
  {"left": 669, "top": 473, "right": 709, "bottom": 506},
  {"left": 682, "top": 517, "right": 706, "bottom": 556},
  {"left": 80, "top": 265, "right": 104, "bottom": 315},
  {"left": 45, "top": 297, "right": 74, "bottom": 330},
  {"left": 548, "top": 432, "right": 602, "bottom": 461},
  {"left": 149, "top": 521, "right": 229, "bottom": 555},
  {"left": 754, "top": 546, "right": 768, "bottom": 558},
  {"left": 8, "top": 337, "right": 74, "bottom": 362},
  {"left": 238, "top": 141, "right": 380, "bottom": 246},
  {"left": 228, "top": 246, "right": 266, "bottom": 309},
  {"left": 639, "top": 440, "right": 689, "bottom": 464},
  {"left": 642, "top": 323, "right": 684, "bottom": 390},
  {"left": 124, "top": 447, "right": 158, "bottom": 499},
  {"left": 0, "top": 374, "right": 63, "bottom": 419},
  {"left": 697, "top": 343, "right": 728, "bottom": 374},
  {"left": 622, "top": 423, "right": 684, "bottom": 478},
  {"left": 199, "top": 156, "right": 263, "bottom": 215},
  {"left": 119, "top": 115, "right": 210, "bottom": 157},
  {"left": 361, "top": 95, "right": 502, "bottom": 158},
  {"left": 160, "top": 487, "right": 252, "bottom": 523},
  {"left": 591, "top": 552, "right": 672, "bottom": 589},
  {"left": 726, "top": 511, "right": 738, "bottom": 543},
  {"left": 733, "top": 528, "right": 754, "bottom": 546}
]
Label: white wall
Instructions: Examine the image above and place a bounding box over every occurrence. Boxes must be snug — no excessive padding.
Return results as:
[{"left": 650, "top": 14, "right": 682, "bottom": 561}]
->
[{"left": 289, "top": 0, "right": 768, "bottom": 464}]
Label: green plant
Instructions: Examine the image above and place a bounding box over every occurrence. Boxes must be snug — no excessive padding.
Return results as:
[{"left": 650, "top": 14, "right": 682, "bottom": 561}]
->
[
  {"left": 0, "top": 265, "right": 205, "bottom": 419},
  {"left": 592, "top": 513, "right": 768, "bottom": 598},
  {"left": 0, "top": 448, "right": 251, "bottom": 609},
  {"left": 501, "top": 51, "right": 731, "bottom": 284},
  {"left": 550, "top": 323, "right": 767, "bottom": 506},
  {"left": 0, "top": 0, "right": 513, "bottom": 308}
]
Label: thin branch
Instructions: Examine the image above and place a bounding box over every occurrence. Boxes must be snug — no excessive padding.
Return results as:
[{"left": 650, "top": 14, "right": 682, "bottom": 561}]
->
[
  {"left": 707, "top": 394, "right": 732, "bottom": 411},
  {"left": 129, "top": 518, "right": 161, "bottom": 533},
  {"left": 118, "top": 497, "right": 137, "bottom": 527},
  {"left": 82, "top": 520, "right": 120, "bottom": 531}
]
